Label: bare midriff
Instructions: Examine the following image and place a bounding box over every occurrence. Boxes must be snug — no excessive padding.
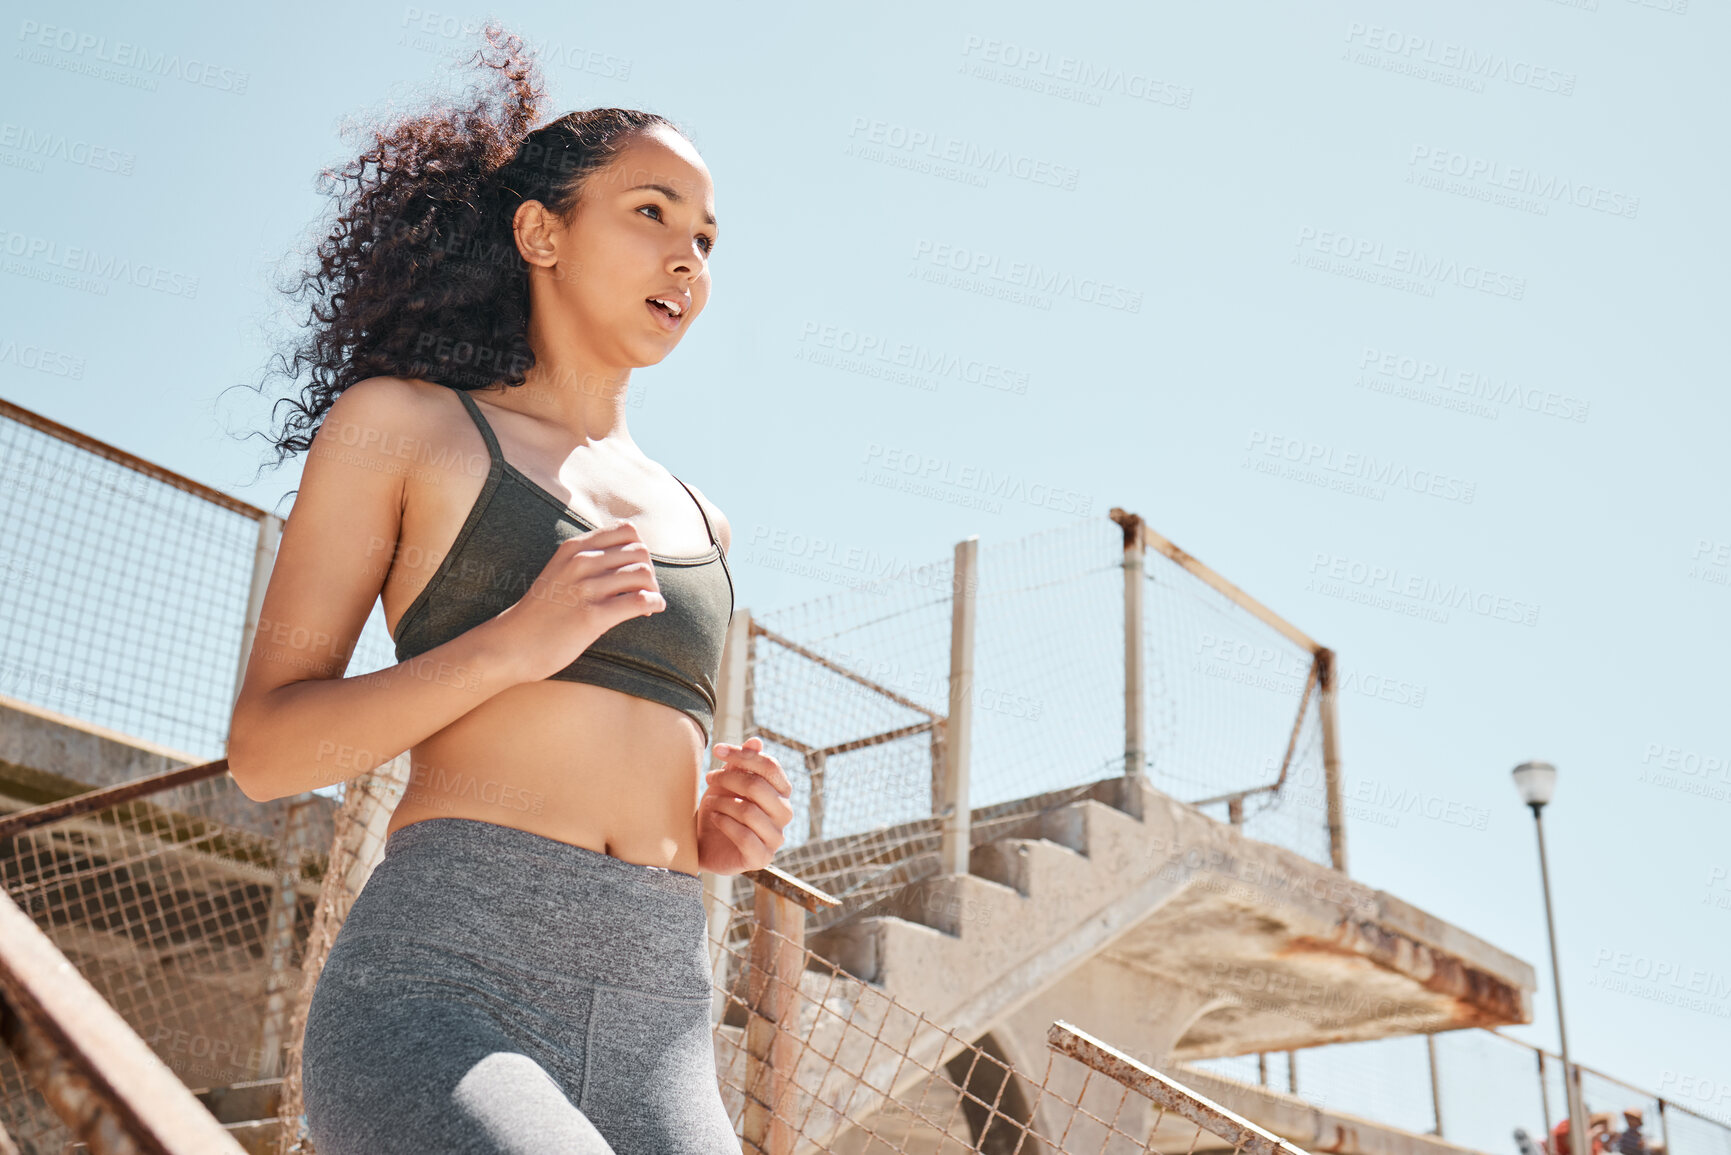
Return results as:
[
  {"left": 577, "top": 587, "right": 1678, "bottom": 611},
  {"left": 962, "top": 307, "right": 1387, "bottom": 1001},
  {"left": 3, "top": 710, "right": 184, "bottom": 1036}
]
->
[
  {"left": 382, "top": 682, "right": 707, "bottom": 875},
  {"left": 376, "top": 382, "right": 717, "bottom": 875}
]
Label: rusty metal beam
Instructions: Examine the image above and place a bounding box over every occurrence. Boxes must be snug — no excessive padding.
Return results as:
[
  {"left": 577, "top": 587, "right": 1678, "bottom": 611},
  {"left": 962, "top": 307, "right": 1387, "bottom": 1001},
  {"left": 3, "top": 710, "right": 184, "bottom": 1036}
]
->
[
  {"left": 0, "top": 888, "right": 248, "bottom": 1154},
  {"left": 0, "top": 397, "right": 268, "bottom": 520},
  {"left": 1048, "top": 1019, "right": 1315, "bottom": 1155},
  {"left": 744, "top": 863, "right": 841, "bottom": 914},
  {"left": 0, "top": 759, "right": 232, "bottom": 840}
]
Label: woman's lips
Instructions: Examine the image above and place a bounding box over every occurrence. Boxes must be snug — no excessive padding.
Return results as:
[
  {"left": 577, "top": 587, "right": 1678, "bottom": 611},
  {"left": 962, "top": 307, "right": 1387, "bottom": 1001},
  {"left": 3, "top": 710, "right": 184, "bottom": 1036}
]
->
[{"left": 646, "top": 299, "right": 682, "bottom": 330}]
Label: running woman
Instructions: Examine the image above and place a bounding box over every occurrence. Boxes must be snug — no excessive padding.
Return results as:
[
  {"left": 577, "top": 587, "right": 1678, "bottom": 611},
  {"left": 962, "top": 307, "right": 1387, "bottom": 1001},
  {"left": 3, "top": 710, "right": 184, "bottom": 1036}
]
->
[{"left": 227, "top": 25, "right": 790, "bottom": 1154}]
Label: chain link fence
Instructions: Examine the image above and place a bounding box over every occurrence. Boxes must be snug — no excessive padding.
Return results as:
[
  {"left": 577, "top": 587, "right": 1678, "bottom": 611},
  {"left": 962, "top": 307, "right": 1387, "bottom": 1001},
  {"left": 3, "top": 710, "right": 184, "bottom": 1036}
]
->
[{"left": 1185, "top": 1030, "right": 1731, "bottom": 1155}]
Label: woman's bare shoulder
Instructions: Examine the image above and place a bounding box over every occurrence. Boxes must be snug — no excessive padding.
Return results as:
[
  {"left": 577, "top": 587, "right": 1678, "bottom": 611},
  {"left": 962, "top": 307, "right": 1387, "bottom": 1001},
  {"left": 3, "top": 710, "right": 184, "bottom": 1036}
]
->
[{"left": 674, "top": 476, "right": 731, "bottom": 556}]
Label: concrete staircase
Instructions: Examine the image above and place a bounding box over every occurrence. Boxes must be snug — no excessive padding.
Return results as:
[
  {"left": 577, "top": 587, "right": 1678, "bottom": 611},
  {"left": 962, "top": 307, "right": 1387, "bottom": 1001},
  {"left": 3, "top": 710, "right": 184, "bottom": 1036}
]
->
[{"left": 730, "top": 772, "right": 1536, "bottom": 1148}]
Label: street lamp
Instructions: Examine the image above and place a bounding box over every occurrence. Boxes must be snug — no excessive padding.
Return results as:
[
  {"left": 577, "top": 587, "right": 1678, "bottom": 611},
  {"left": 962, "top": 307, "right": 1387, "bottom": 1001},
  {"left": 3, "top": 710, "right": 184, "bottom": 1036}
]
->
[{"left": 1512, "top": 760, "right": 1591, "bottom": 1155}]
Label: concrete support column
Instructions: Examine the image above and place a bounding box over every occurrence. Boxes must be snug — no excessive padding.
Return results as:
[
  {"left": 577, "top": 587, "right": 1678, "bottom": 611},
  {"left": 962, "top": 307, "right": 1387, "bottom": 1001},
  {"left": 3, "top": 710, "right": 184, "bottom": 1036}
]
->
[
  {"left": 742, "top": 885, "right": 805, "bottom": 1155},
  {"left": 938, "top": 537, "right": 978, "bottom": 877},
  {"left": 229, "top": 512, "right": 282, "bottom": 732},
  {"left": 1121, "top": 513, "right": 1146, "bottom": 821},
  {"left": 1317, "top": 647, "right": 1347, "bottom": 874},
  {"left": 706, "top": 608, "right": 752, "bottom": 1025}
]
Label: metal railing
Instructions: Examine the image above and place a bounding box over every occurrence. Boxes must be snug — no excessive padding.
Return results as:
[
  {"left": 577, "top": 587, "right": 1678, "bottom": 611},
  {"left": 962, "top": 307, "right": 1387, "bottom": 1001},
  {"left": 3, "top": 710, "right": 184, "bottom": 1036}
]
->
[
  {"left": 1189, "top": 1029, "right": 1731, "bottom": 1155},
  {"left": 735, "top": 510, "right": 1347, "bottom": 936}
]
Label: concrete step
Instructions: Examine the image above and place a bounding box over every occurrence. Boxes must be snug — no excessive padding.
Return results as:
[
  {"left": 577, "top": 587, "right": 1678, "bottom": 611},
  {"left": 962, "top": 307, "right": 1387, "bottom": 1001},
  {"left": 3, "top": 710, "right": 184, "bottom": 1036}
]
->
[
  {"left": 807, "top": 796, "right": 1163, "bottom": 1034},
  {"left": 65, "top": 1077, "right": 285, "bottom": 1154},
  {"left": 1169, "top": 1061, "right": 1489, "bottom": 1155}
]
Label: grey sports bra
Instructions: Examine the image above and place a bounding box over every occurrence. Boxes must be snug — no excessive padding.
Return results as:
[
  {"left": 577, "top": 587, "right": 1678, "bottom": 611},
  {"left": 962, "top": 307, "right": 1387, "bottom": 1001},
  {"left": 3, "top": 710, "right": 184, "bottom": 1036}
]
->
[{"left": 389, "top": 388, "right": 734, "bottom": 743}]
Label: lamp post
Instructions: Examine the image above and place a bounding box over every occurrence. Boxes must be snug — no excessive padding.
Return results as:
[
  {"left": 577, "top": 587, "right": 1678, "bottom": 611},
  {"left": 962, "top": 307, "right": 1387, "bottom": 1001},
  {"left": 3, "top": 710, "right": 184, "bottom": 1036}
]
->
[{"left": 1512, "top": 760, "right": 1591, "bottom": 1155}]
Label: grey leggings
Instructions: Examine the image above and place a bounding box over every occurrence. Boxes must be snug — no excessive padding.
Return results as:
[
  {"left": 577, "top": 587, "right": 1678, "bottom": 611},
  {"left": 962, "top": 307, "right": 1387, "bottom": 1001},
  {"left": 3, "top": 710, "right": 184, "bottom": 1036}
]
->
[{"left": 301, "top": 816, "right": 739, "bottom": 1154}]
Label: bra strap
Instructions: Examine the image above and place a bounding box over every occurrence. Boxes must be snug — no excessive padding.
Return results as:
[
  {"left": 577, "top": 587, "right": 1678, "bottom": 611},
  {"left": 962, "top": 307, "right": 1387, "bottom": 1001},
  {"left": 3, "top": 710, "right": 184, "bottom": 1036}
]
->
[
  {"left": 453, "top": 389, "right": 502, "bottom": 467},
  {"left": 671, "top": 474, "right": 718, "bottom": 546}
]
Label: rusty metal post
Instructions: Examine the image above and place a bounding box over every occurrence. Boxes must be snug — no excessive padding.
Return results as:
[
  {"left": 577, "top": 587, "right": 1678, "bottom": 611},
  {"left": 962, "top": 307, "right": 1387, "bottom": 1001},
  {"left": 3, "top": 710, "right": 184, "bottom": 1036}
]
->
[
  {"left": 806, "top": 751, "right": 825, "bottom": 843},
  {"left": 938, "top": 537, "right": 978, "bottom": 877},
  {"left": 230, "top": 512, "right": 282, "bottom": 723},
  {"left": 0, "top": 889, "right": 251, "bottom": 1154},
  {"left": 1427, "top": 1032, "right": 1444, "bottom": 1137},
  {"left": 1115, "top": 510, "right": 1146, "bottom": 821},
  {"left": 743, "top": 884, "right": 806, "bottom": 1155},
  {"left": 928, "top": 719, "right": 946, "bottom": 821},
  {"left": 1538, "top": 1049, "right": 1554, "bottom": 1138},
  {"left": 255, "top": 797, "right": 314, "bottom": 1080},
  {"left": 706, "top": 608, "right": 752, "bottom": 1026},
  {"left": 1316, "top": 648, "right": 1348, "bottom": 874}
]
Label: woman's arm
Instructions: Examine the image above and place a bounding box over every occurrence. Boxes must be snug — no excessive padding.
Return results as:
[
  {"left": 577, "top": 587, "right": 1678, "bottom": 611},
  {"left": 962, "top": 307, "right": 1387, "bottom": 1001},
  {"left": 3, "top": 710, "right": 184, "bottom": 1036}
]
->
[{"left": 226, "top": 377, "right": 529, "bottom": 802}]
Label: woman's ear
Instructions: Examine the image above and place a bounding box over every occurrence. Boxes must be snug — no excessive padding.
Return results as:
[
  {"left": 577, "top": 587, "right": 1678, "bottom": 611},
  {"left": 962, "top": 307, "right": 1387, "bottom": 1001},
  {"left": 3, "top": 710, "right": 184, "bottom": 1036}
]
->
[{"left": 512, "top": 199, "right": 560, "bottom": 268}]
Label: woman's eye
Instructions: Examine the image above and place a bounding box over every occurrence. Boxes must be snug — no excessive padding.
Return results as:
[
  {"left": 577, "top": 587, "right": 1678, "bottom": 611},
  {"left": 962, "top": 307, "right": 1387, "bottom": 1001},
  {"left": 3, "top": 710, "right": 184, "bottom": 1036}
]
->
[{"left": 639, "top": 204, "right": 715, "bottom": 256}]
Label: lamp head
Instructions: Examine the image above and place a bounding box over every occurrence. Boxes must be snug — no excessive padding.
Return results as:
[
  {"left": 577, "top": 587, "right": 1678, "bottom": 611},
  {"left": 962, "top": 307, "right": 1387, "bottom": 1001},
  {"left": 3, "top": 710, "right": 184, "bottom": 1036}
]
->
[{"left": 1512, "top": 760, "right": 1557, "bottom": 811}]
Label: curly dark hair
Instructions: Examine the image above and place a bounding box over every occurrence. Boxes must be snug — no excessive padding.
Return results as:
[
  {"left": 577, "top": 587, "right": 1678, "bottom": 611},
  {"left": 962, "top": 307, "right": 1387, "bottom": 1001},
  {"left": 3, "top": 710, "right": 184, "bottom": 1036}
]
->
[{"left": 237, "top": 23, "right": 687, "bottom": 479}]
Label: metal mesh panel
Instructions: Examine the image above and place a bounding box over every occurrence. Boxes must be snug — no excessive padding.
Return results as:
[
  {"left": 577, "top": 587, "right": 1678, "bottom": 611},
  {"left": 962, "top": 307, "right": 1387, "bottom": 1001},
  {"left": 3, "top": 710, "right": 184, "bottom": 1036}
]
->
[
  {"left": 755, "top": 514, "right": 1336, "bottom": 936},
  {"left": 0, "top": 772, "right": 329, "bottom": 1153},
  {"left": 0, "top": 410, "right": 260, "bottom": 760},
  {"left": 1664, "top": 1104, "right": 1731, "bottom": 1155},
  {"left": 706, "top": 884, "right": 1318, "bottom": 1155},
  {"left": 1182, "top": 1030, "right": 1731, "bottom": 1155},
  {"left": 1140, "top": 547, "right": 1332, "bottom": 868}
]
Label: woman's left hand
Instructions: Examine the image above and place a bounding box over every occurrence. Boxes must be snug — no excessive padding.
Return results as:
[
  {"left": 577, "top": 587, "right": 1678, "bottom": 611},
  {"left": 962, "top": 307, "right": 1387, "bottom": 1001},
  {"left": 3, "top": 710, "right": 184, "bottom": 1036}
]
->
[{"left": 696, "top": 736, "right": 795, "bottom": 875}]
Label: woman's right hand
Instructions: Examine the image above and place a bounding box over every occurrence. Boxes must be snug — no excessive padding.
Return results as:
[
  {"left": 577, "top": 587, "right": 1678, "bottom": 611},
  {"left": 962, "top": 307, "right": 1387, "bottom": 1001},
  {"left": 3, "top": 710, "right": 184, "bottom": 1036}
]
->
[{"left": 491, "top": 521, "right": 666, "bottom": 683}]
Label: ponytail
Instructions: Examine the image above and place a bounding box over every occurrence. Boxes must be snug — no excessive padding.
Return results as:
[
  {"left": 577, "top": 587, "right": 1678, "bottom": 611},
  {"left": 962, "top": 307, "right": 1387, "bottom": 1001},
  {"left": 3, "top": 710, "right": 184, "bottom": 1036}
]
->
[{"left": 247, "top": 22, "right": 681, "bottom": 471}]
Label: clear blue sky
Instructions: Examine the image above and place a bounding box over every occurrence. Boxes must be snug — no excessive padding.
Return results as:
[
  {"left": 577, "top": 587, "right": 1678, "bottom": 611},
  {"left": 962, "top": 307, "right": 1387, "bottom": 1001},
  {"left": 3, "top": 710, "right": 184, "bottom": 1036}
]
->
[{"left": 3, "top": 0, "right": 1726, "bottom": 1134}]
